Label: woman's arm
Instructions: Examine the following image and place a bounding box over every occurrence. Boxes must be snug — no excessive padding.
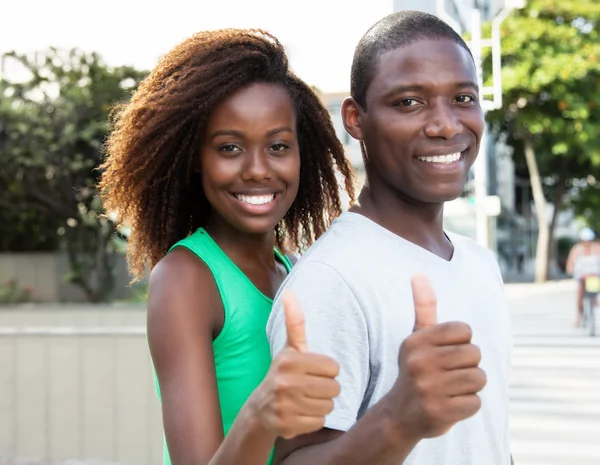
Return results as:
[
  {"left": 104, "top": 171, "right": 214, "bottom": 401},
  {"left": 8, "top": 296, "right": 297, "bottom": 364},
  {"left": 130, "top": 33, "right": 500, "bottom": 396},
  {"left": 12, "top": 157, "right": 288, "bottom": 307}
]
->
[
  {"left": 148, "top": 248, "right": 339, "bottom": 465},
  {"left": 148, "top": 248, "right": 274, "bottom": 465}
]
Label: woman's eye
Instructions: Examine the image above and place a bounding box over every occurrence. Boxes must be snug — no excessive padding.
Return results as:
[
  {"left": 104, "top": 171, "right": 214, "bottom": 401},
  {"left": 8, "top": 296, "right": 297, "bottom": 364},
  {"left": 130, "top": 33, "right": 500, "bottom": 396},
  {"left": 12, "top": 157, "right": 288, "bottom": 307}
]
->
[
  {"left": 219, "top": 144, "right": 241, "bottom": 153},
  {"left": 271, "top": 143, "right": 289, "bottom": 152}
]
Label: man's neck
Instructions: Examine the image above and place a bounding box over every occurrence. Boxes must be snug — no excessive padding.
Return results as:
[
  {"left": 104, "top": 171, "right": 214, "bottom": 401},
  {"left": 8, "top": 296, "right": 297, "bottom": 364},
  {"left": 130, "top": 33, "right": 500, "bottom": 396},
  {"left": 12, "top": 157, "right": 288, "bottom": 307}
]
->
[{"left": 350, "top": 184, "right": 454, "bottom": 260}]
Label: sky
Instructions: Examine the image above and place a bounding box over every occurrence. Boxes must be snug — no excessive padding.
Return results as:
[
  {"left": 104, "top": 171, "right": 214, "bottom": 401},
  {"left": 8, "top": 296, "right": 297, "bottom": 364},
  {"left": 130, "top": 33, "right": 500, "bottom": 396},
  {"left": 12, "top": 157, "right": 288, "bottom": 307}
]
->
[{"left": 1, "top": 0, "right": 394, "bottom": 93}]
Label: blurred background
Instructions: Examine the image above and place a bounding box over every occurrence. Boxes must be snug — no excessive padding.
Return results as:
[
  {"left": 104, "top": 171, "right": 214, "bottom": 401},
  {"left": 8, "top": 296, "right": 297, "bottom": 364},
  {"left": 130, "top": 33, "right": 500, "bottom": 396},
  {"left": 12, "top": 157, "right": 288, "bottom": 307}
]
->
[{"left": 0, "top": 0, "right": 599, "bottom": 464}]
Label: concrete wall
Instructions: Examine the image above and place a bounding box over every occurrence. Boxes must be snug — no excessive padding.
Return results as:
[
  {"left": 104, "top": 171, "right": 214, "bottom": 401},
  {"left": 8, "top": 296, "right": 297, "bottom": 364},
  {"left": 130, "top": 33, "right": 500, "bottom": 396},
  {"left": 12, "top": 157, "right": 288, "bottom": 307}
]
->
[
  {"left": 0, "top": 305, "right": 163, "bottom": 465},
  {"left": 0, "top": 253, "right": 134, "bottom": 303}
]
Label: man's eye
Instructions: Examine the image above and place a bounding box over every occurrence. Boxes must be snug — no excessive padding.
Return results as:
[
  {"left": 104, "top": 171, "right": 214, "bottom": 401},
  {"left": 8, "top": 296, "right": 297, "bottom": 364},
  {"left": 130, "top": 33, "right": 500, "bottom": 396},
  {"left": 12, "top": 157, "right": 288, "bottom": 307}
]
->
[
  {"left": 455, "top": 95, "right": 477, "bottom": 104},
  {"left": 398, "top": 99, "right": 419, "bottom": 107}
]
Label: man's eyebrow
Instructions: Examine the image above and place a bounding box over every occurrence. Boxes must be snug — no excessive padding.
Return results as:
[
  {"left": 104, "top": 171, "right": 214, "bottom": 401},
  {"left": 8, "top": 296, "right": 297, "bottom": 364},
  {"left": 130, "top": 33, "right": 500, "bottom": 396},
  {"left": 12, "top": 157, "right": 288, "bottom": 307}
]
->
[
  {"left": 383, "top": 80, "right": 480, "bottom": 98},
  {"left": 454, "top": 81, "right": 480, "bottom": 91},
  {"left": 384, "top": 84, "right": 425, "bottom": 96}
]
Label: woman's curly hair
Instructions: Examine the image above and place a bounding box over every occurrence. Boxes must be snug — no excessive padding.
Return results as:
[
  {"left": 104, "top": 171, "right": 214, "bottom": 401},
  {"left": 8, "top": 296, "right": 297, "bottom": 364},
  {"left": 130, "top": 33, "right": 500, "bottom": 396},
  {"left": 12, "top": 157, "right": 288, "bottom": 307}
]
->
[{"left": 100, "top": 29, "right": 356, "bottom": 281}]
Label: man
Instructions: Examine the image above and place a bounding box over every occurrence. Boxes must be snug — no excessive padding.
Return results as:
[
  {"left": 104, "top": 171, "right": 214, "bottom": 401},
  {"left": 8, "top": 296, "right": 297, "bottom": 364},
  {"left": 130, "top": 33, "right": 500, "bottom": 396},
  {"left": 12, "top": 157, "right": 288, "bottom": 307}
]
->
[
  {"left": 566, "top": 227, "right": 600, "bottom": 326},
  {"left": 267, "top": 11, "right": 513, "bottom": 465}
]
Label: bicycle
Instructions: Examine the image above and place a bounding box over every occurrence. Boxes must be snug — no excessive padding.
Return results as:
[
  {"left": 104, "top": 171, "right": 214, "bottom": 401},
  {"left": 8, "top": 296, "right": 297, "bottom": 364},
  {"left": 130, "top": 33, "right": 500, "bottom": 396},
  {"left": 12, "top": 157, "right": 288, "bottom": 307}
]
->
[{"left": 582, "top": 275, "right": 600, "bottom": 337}]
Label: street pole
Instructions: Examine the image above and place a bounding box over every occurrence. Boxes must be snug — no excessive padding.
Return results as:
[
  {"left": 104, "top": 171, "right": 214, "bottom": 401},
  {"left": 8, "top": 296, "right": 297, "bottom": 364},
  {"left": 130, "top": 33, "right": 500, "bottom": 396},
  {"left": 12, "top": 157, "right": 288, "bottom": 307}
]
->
[
  {"left": 471, "top": 8, "right": 490, "bottom": 249},
  {"left": 470, "top": 0, "right": 525, "bottom": 249}
]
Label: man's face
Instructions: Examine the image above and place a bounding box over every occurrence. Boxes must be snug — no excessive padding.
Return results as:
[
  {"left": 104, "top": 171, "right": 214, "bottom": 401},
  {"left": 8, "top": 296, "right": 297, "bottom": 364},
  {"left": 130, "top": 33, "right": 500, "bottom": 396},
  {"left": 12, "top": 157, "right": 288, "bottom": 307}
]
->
[{"left": 346, "top": 38, "right": 484, "bottom": 204}]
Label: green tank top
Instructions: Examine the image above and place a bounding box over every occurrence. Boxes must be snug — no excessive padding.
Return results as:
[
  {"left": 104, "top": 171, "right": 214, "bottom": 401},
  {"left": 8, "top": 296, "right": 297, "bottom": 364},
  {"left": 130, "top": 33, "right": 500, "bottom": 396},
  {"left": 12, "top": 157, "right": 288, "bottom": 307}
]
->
[{"left": 155, "top": 227, "right": 292, "bottom": 465}]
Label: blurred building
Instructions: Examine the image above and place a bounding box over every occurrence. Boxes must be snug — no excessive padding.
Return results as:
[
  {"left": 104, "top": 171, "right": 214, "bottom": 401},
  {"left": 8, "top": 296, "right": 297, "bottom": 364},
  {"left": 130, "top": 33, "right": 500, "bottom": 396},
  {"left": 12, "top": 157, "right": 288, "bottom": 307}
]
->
[{"left": 392, "top": 0, "right": 507, "bottom": 32}]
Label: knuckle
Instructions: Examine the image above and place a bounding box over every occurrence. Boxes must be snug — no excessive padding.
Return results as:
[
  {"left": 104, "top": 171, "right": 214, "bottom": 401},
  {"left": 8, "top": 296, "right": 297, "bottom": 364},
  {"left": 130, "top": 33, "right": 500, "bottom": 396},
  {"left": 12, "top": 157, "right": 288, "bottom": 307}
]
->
[
  {"left": 314, "top": 416, "right": 326, "bottom": 431},
  {"left": 319, "top": 415, "right": 327, "bottom": 428},
  {"left": 331, "top": 380, "right": 341, "bottom": 398},
  {"left": 469, "top": 395, "right": 482, "bottom": 415},
  {"left": 315, "top": 354, "right": 339, "bottom": 377},
  {"left": 406, "top": 352, "right": 427, "bottom": 376},
  {"left": 415, "top": 376, "right": 432, "bottom": 397},
  {"left": 278, "top": 350, "right": 301, "bottom": 370},
  {"left": 470, "top": 344, "right": 482, "bottom": 363},
  {"left": 475, "top": 368, "right": 487, "bottom": 389},
  {"left": 271, "top": 398, "right": 286, "bottom": 417},
  {"left": 272, "top": 352, "right": 290, "bottom": 371},
  {"left": 458, "top": 395, "right": 482, "bottom": 420},
  {"left": 401, "top": 334, "right": 418, "bottom": 352},
  {"left": 325, "top": 399, "right": 335, "bottom": 414},
  {"left": 329, "top": 359, "right": 341, "bottom": 377},
  {"left": 272, "top": 376, "right": 292, "bottom": 396},
  {"left": 456, "top": 322, "right": 473, "bottom": 339}
]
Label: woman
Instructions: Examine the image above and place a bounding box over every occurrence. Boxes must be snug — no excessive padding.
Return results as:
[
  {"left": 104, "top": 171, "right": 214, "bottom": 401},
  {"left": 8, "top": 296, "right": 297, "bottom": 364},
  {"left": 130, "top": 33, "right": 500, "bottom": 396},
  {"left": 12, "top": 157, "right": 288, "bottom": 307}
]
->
[{"left": 100, "top": 29, "right": 355, "bottom": 465}]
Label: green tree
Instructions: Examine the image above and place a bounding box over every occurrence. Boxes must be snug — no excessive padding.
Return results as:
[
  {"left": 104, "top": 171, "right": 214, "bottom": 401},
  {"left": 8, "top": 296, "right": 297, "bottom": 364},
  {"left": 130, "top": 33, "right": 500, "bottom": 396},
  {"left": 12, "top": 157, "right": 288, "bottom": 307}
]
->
[
  {"left": 0, "top": 87, "right": 62, "bottom": 252},
  {"left": 484, "top": 0, "right": 600, "bottom": 282},
  {"left": 569, "top": 179, "right": 600, "bottom": 233},
  {"left": 0, "top": 48, "right": 146, "bottom": 301}
]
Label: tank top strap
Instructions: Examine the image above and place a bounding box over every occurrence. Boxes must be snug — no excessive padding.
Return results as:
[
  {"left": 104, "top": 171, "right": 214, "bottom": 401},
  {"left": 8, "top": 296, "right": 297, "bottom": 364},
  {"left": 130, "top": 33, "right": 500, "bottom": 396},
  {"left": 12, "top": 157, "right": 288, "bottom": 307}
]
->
[{"left": 169, "top": 228, "right": 292, "bottom": 304}]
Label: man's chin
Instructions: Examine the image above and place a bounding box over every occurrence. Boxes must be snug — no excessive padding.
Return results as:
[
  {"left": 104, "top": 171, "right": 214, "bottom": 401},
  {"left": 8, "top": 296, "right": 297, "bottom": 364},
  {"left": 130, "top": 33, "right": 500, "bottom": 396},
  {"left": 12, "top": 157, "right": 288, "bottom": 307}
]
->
[{"left": 420, "top": 190, "right": 465, "bottom": 205}]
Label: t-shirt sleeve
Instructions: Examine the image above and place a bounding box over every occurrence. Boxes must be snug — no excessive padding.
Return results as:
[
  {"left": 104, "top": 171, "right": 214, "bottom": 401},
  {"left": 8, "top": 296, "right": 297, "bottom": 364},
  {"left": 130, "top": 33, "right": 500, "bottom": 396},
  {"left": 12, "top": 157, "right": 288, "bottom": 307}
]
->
[{"left": 267, "top": 261, "right": 369, "bottom": 432}]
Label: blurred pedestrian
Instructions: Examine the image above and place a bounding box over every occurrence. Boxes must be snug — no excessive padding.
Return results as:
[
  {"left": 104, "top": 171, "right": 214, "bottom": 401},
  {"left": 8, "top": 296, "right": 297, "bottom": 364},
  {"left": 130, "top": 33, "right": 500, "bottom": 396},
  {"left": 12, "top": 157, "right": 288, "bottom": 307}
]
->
[
  {"left": 566, "top": 227, "right": 600, "bottom": 326},
  {"left": 516, "top": 243, "right": 526, "bottom": 273}
]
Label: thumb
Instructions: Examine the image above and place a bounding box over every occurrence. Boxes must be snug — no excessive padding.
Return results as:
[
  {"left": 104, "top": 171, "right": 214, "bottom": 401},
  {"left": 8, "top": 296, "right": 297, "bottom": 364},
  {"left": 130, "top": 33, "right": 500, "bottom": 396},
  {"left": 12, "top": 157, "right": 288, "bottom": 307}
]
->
[
  {"left": 411, "top": 274, "right": 438, "bottom": 331},
  {"left": 283, "top": 289, "right": 308, "bottom": 353}
]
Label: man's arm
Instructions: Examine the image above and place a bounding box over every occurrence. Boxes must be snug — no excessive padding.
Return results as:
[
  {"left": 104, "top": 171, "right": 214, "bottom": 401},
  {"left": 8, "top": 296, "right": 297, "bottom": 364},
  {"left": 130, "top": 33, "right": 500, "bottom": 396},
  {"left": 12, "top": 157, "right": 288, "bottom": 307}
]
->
[
  {"left": 269, "top": 272, "right": 486, "bottom": 465},
  {"left": 268, "top": 262, "right": 420, "bottom": 465},
  {"left": 273, "top": 402, "right": 420, "bottom": 465}
]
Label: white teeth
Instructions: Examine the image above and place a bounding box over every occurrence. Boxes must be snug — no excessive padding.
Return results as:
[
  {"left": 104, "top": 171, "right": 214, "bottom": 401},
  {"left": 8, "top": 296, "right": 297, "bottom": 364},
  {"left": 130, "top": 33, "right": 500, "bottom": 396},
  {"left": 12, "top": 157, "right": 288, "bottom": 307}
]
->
[
  {"left": 418, "top": 152, "right": 462, "bottom": 164},
  {"left": 235, "top": 194, "right": 275, "bottom": 205}
]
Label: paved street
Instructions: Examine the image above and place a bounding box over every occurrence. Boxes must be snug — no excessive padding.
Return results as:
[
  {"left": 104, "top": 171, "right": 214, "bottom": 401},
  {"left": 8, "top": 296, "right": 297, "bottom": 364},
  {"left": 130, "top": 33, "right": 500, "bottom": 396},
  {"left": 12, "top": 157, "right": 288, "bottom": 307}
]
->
[{"left": 507, "top": 280, "right": 600, "bottom": 465}]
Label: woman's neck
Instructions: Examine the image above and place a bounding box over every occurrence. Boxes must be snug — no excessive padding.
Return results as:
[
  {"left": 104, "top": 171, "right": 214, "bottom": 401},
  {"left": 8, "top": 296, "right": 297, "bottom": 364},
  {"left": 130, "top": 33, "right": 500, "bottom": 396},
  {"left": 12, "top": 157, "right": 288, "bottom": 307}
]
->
[{"left": 203, "top": 218, "right": 278, "bottom": 269}]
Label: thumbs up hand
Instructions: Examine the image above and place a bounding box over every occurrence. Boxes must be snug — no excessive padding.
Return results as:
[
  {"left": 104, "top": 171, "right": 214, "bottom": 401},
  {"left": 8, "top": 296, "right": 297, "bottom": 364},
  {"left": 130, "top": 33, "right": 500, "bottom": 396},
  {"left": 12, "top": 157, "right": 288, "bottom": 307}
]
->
[
  {"left": 389, "top": 275, "right": 487, "bottom": 440},
  {"left": 251, "top": 290, "right": 341, "bottom": 440},
  {"left": 283, "top": 290, "right": 310, "bottom": 353}
]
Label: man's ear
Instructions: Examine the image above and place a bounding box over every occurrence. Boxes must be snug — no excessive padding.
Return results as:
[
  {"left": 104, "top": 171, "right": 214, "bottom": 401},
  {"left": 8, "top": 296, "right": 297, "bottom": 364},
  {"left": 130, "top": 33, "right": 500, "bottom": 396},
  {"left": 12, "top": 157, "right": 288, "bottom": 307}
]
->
[{"left": 341, "top": 96, "right": 365, "bottom": 142}]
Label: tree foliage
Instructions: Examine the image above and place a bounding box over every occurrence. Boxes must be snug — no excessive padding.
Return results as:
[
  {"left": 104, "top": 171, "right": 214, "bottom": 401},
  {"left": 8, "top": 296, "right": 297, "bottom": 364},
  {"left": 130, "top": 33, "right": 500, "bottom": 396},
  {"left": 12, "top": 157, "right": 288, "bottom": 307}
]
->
[
  {"left": 483, "top": 0, "right": 600, "bottom": 281},
  {"left": 0, "top": 48, "right": 146, "bottom": 301}
]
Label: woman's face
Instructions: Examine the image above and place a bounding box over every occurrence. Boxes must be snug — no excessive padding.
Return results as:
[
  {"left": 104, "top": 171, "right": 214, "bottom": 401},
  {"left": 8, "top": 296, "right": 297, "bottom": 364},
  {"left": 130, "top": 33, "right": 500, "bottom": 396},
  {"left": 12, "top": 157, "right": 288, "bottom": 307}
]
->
[{"left": 200, "top": 82, "right": 301, "bottom": 236}]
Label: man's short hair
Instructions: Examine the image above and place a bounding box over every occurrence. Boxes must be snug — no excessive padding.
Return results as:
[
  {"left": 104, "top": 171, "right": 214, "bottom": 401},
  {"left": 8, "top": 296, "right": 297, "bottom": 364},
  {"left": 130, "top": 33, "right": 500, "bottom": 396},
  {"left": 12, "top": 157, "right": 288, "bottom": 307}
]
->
[{"left": 351, "top": 10, "right": 474, "bottom": 110}]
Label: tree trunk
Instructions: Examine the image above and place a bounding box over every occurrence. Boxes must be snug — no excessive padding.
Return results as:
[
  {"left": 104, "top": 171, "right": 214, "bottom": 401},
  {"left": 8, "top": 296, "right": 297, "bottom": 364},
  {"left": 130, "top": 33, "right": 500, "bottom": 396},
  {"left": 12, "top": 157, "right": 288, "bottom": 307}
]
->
[
  {"left": 523, "top": 135, "right": 549, "bottom": 282},
  {"left": 96, "top": 221, "right": 117, "bottom": 303},
  {"left": 547, "top": 156, "right": 568, "bottom": 274}
]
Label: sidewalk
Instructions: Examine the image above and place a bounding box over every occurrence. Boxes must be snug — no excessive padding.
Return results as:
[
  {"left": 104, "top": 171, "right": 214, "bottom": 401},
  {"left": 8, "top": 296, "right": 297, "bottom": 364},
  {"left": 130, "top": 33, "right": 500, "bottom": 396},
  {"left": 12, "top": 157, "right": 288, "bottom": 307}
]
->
[
  {"left": 504, "top": 279, "right": 576, "bottom": 300},
  {"left": 507, "top": 281, "right": 600, "bottom": 465}
]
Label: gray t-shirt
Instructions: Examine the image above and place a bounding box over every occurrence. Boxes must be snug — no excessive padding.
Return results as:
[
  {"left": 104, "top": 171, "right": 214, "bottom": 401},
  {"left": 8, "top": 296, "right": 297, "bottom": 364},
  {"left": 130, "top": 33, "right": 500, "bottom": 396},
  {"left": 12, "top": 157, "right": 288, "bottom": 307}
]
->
[{"left": 267, "top": 212, "right": 512, "bottom": 465}]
